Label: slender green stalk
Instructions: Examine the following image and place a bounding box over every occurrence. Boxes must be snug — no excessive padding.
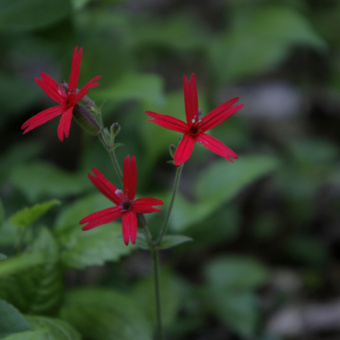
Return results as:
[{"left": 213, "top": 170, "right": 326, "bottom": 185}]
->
[
  {"left": 152, "top": 249, "right": 163, "bottom": 340},
  {"left": 156, "top": 164, "right": 183, "bottom": 245}
]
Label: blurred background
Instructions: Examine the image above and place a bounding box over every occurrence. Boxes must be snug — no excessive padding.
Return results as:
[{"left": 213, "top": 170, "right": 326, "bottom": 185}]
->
[{"left": 1, "top": 0, "right": 340, "bottom": 339}]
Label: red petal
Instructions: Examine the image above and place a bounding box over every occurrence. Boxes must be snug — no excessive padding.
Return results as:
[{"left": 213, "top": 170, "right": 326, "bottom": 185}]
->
[
  {"left": 122, "top": 211, "right": 137, "bottom": 245},
  {"left": 22, "top": 105, "right": 64, "bottom": 134},
  {"left": 57, "top": 106, "right": 73, "bottom": 141},
  {"left": 80, "top": 206, "right": 122, "bottom": 231},
  {"left": 196, "top": 133, "right": 238, "bottom": 161},
  {"left": 74, "top": 76, "right": 101, "bottom": 102},
  {"left": 36, "top": 73, "right": 65, "bottom": 104},
  {"left": 183, "top": 73, "right": 198, "bottom": 123},
  {"left": 201, "top": 98, "right": 243, "bottom": 131},
  {"left": 68, "top": 46, "right": 83, "bottom": 91},
  {"left": 133, "top": 198, "right": 163, "bottom": 213},
  {"left": 89, "top": 169, "right": 121, "bottom": 205},
  {"left": 174, "top": 133, "right": 196, "bottom": 166},
  {"left": 145, "top": 111, "right": 187, "bottom": 133},
  {"left": 123, "top": 155, "right": 137, "bottom": 200}
]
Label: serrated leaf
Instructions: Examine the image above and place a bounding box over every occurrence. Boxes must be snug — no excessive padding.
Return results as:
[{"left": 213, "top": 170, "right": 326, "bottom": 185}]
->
[
  {"left": 158, "top": 235, "right": 193, "bottom": 250},
  {"left": 24, "top": 316, "right": 81, "bottom": 340},
  {"left": 10, "top": 200, "right": 60, "bottom": 228},
  {"left": 54, "top": 194, "right": 132, "bottom": 269},
  {"left": 131, "top": 270, "right": 183, "bottom": 328},
  {"left": 0, "top": 300, "right": 31, "bottom": 338},
  {"left": 60, "top": 289, "right": 153, "bottom": 340},
  {"left": 10, "top": 162, "right": 89, "bottom": 202},
  {"left": 0, "top": 0, "right": 72, "bottom": 32},
  {"left": 0, "top": 229, "right": 63, "bottom": 315}
]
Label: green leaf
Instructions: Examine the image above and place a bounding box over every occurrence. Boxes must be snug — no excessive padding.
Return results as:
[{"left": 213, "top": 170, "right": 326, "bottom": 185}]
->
[
  {"left": 54, "top": 194, "right": 132, "bottom": 269},
  {"left": 205, "top": 256, "right": 269, "bottom": 291},
  {"left": 0, "top": 0, "right": 72, "bottom": 32},
  {"left": 210, "top": 6, "right": 327, "bottom": 83},
  {"left": 134, "top": 232, "right": 150, "bottom": 250},
  {"left": 60, "top": 289, "right": 153, "bottom": 340},
  {"left": 158, "top": 235, "right": 193, "bottom": 250},
  {"left": 0, "top": 229, "right": 63, "bottom": 315},
  {"left": 0, "top": 300, "right": 31, "bottom": 338},
  {"left": 10, "top": 200, "right": 60, "bottom": 228},
  {"left": 1, "top": 330, "right": 47, "bottom": 340},
  {"left": 24, "top": 316, "right": 81, "bottom": 340},
  {"left": 0, "top": 254, "right": 7, "bottom": 260},
  {"left": 0, "top": 200, "right": 4, "bottom": 227},
  {"left": 196, "top": 155, "right": 278, "bottom": 206},
  {"left": 132, "top": 270, "right": 183, "bottom": 328},
  {"left": 10, "top": 162, "right": 90, "bottom": 202},
  {"left": 97, "top": 73, "right": 165, "bottom": 107}
]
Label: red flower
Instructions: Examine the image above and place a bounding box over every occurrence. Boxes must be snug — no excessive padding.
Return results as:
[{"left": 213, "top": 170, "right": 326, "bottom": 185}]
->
[
  {"left": 145, "top": 73, "right": 244, "bottom": 166},
  {"left": 80, "top": 155, "right": 164, "bottom": 245},
  {"left": 22, "top": 47, "right": 101, "bottom": 141}
]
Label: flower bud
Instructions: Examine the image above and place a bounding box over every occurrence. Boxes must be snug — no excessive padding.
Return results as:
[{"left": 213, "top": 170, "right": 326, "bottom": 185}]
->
[
  {"left": 169, "top": 144, "right": 176, "bottom": 159},
  {"left": 73, "top": 104, "right": 100, "bottom": 135},
  {"left": 110, "top": 123, "right": 121, "bottom": 138}
]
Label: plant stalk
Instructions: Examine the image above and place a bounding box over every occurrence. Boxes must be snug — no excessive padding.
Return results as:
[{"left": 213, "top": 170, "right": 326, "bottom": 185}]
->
[{"left": 152, "top": 249, "right": 163, "bottom": 340}]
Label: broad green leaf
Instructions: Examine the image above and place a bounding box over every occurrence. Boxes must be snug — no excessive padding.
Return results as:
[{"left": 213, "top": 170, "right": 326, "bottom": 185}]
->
[
  {"left": 0, "top": 300, "right": 31, "bottom": 338},
  {"left": 0, "top": 229, "right": 63, "bottom": 315},
  {"left": 205, "top": 256, "right": 269, "bottom": 291},
  {"left": 134, "top": 232, "right": 150, "bottom": 250},
  {"left": 131, "top": 270, "right": 183, "bottom": 328},
  {"left": 196, "top": 155, "right": 278, "bottom": 206},
  {"left": 0, "top": 0, "right": 72, "bottom": 32},
  {"left": 158, "top": 235, "right": 193, "bottom": 250},
  {"left": 0, "top": 254, "right": 7, "bottom": 260},
  {"left": 2, "top": 330, "right": 46, "bottom": 340},
  {"left": 60, "top": 289, "right": 153, "bottom": 340},
  {"left": 97, "top": 73, "right": 165, "bottom": 106},
  {"left": 10, "top": 162, "right": 89, "bottom": 202},
  {"left": 210, "top": 6, "right": 327, "bottom": 83},
  {"left": 10, "top": 200, "right": 60, "bottom": 228},
  {"left": 24, "top": 316, "right": 81, "bottom": 340},
  {"left": 55, "top": 194, "right": 132, "bottom": 269}
]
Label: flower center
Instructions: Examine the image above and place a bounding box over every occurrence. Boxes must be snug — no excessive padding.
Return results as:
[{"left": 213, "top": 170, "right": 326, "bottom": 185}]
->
[
  {"left": 121, "top": 199, "right": 133, "bottom": 212},
  {"left": 189, "top": 109, "right": 203, "bottom": 136}
]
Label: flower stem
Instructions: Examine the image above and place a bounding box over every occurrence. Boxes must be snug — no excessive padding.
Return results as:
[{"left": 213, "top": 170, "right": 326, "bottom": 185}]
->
[
  {"left": 152, "top": 249, "right": 163, "bottom": 340},
  {"left": 156, "top": 164, "right": 183, "bottom": 245}
]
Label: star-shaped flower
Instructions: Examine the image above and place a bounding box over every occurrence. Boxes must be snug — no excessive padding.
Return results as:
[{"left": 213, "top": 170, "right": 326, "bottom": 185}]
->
[
  {"left": 80, "top": 155, "right": 164, "bottom": 245},
  {"left": 145, "top": 73, "right": 244, "bottom": 166},
  {"left": 22, "top": 46, "right": 101, "bottom": 141}
]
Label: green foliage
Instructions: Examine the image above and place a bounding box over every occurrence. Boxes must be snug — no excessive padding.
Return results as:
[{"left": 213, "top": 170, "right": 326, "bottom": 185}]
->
[
  {"left": 204, "top": 257, "right": 269, "bottom": 338},
  {"left": 10, "top": 163, "right": 90, "bottom": 202},
  {"left": 10, "top": 200, "right": 60, "bottom": 228},
  {"left": 0, "top": 228, "right": 63, "bottom": 315},
  {"left": 210, "top": 6, "right": 327, "bottom": 83},
  {"left": 132, "top": 270, "right": 183, "bottom": 327},
  {"left": 54, "top": 194, "right": 132, "bottom": 269},
  {"left": 0, "top": 0, "right": 72, "bottom": 32},
  {"left": 158, "top": 235, "right": 193, "bottom": 250},
  {"left": 0, "top": 254, "right": 6, "bottom": 260},
  {"left": 60, "top": 289, "right": 153, "bottom": 340},
  {"left": 0, "top": 300, "right": 31, "bottom": 338}
]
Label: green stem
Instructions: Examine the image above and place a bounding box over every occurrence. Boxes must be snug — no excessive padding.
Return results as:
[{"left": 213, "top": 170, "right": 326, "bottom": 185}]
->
[
  {"left": 156, "top": 164, "right": 183, "bottom": 245},
  {"left": 152, "top": 249, "right": 163, "bottom": 340}
]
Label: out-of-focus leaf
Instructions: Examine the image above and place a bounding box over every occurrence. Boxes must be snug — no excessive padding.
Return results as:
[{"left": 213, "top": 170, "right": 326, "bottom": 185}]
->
[
  {"left": 10, "top": 162, "right": 89, "bottom": 202},
  {"left": 0, "top": 0, "right": 72, "bottom": 32},
  {"left": 131, "top": 270, "right": 183, "bottom": 327},
  {"left": 60, "top": 289, "right": 153, "bottom": 340},
  {"left": 97, "top": 73, "right": 165, "bottom": 106},
  {"left": 0, "top": 228, "right": 63, "bottom": 315},
  {"left": 205, "top": 256, "right": 269, "bottom": 291},
  {"left": 134, "top": 232, "right": 150, "bottom": 250},
  {"left": 1, "top": 330, "right": 46, "bottom": 340},
  {"left": 0, "top": 200, "right": 4, "bottom": 227},
  {"left": 196, "top": 155, "right": 278, "bottom": 206},
  {"left": 54, "top": 194, "right": 132, "bottom": 269},
  {"left": 0, "top": 300, "right": 31, "bottom": 338},
  {"left": 24, "top": 316, "right": 81, "bottom": 340},
  {"left": 10, "top": 200, "right": 60, "bottom": 228},
  {"left": 0, "top": 254, "right": 7, "bottom": 260},
  {"left": 210, "top": 6, "right": 327, "bottom": 83},
  {"left": 158, "top": 235, "right": 193, "bottom": 250}
]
